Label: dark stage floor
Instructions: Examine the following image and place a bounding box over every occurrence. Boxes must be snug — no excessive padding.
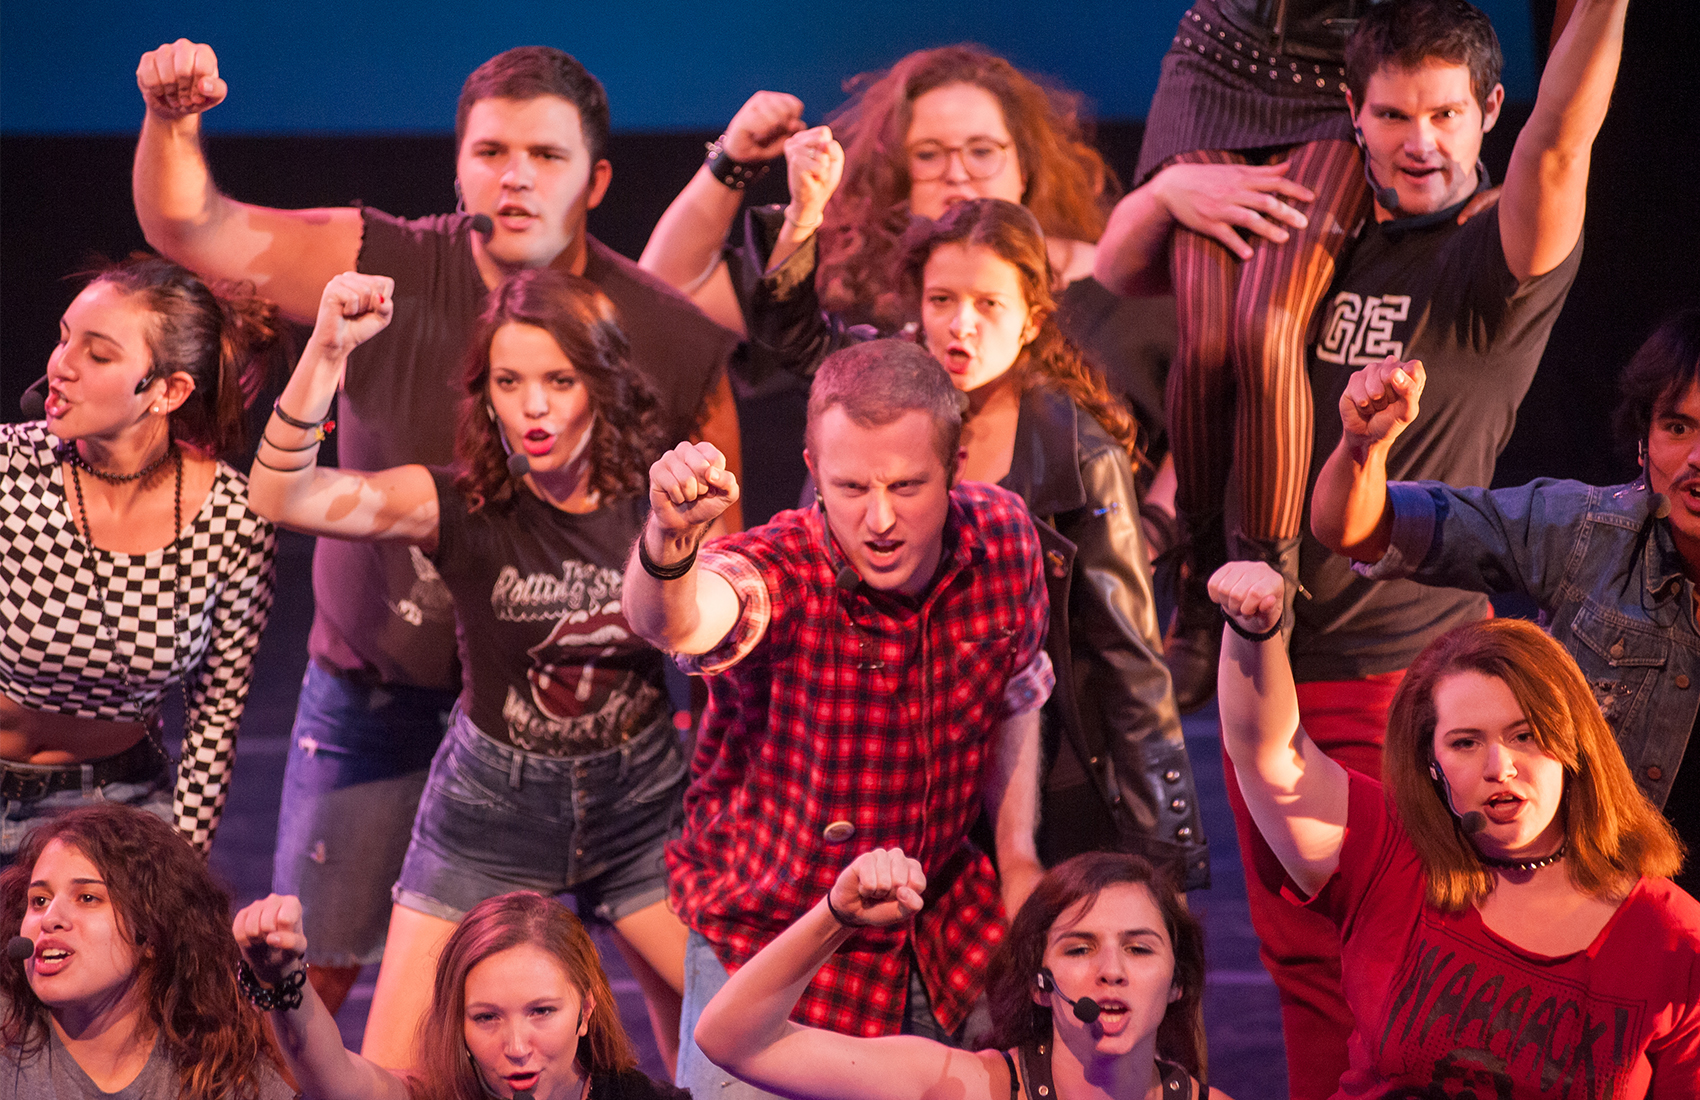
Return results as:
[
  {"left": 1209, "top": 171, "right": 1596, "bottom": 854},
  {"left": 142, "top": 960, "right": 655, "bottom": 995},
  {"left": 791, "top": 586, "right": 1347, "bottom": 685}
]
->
[{"left": 206, "top": 531, "right": 1287, "bottom": 1094}]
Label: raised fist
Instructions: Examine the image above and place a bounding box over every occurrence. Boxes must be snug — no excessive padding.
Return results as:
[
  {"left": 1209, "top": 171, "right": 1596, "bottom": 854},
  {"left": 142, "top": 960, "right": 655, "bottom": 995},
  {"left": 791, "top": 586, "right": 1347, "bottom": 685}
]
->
[{"left": 138, "top": 40, "right": 228, "bottom": 122}]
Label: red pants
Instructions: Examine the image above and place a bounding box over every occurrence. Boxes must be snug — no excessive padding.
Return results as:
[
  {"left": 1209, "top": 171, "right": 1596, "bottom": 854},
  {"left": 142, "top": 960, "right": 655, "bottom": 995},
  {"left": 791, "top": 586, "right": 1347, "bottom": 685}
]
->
[{"left": 1221, "top": 673, "right": 1403, "bottom": 1100}]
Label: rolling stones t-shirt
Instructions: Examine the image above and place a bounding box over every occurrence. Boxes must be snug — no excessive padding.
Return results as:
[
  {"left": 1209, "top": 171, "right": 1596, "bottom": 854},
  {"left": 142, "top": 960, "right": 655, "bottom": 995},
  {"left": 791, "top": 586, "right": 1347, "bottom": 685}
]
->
[
  {"left": 1302, "top": 772, "right": 1700, "bottom": 1098},
  {"left": 429, "top": 469, "right": 665, "bottom": 756}
]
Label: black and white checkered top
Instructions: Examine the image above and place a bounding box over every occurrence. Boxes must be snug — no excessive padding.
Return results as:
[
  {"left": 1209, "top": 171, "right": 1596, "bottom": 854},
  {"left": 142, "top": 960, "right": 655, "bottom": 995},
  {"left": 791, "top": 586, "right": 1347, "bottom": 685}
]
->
[{"left": 0, "top": 421, "right": 276, "bottom": 852}]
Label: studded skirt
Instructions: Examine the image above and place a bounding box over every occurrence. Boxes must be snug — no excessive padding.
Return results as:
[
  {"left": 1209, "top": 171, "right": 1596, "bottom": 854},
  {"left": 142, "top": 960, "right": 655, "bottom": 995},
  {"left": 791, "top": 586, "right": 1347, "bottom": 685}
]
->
[{"left": 1134, "top": 0, "right": 1358, "bottom": 183}]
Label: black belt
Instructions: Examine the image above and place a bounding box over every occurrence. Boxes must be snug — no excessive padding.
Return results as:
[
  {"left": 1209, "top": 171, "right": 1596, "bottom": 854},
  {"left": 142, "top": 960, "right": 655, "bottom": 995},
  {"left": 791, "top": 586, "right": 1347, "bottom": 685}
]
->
[{"left": 0, "top": 737, "right": 169, "bottom": 802}]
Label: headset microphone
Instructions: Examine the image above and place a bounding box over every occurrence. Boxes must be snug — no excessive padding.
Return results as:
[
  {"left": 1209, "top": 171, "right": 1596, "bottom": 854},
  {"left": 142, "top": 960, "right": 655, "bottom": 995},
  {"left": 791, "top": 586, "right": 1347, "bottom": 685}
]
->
[
  {"left": 20, "top": 376, "right": 47, "bottom": 419},
  {"left": 834, "top": 566, "right": 860, "bottom": 593},
  {"left": 506, "top": 451, "right": 532, "bottom": 478},
  {"left": 6, "top": 936, "right": 33, "bottom": 963},
  {"left": 511, "top": 1092, "right": 535, "bottom": 1100},
  {"left": 1354, "top": 125, "right": 1401, "bottom": 212},
  {"left": 1428, "top": 762, "right": 1487, "bottom": 835},
  {"left": 1035, "top": 968, "right": 1102, "bottom": 1024},
  {"left": 469, "top": 213, "right": 494, "bottom": 238}
]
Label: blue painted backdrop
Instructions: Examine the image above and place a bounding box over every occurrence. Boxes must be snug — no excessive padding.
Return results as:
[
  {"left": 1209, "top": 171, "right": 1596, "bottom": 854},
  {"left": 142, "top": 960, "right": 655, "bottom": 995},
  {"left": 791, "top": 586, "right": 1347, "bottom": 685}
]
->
[{"left": 0, "top": 1, "right": 1538, "bottom": 134}]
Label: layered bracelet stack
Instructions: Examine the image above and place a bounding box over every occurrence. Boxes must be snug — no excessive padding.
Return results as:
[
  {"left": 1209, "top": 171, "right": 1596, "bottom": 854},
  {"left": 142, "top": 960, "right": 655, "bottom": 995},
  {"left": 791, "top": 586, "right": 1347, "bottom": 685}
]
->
[
  {"left": 705, "top": 134, "right": 771, "bottom": 190},
  {"left": 237, "top": 961, "right": 307, "bottom": 1011},
  {"left": 256, "top": 400, "right": 336, "bottom": 473},
  {"left": 637, "top": 535, "right": 696, "bottom": 581}
]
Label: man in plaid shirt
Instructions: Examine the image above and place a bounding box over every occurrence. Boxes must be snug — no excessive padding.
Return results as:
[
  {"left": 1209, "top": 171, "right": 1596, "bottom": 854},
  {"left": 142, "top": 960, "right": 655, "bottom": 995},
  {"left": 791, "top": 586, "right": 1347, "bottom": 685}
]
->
[{"left": 625, "top": 341, "right": 1053, "bottom": 1097}]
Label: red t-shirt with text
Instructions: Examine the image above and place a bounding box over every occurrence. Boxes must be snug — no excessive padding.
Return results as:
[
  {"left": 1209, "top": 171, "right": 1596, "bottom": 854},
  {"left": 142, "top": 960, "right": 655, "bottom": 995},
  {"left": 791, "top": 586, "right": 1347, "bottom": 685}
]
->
[{"left": 1299, "top": 771, "right": 1700, "bottom": 1097}]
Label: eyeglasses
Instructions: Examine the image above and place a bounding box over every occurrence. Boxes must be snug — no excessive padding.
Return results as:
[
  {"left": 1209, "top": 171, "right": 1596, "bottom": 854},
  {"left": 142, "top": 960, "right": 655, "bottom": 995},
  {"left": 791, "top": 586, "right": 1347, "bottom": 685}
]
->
[{"left": 907, "top": 139, "right": 1012, "bottom": 182}]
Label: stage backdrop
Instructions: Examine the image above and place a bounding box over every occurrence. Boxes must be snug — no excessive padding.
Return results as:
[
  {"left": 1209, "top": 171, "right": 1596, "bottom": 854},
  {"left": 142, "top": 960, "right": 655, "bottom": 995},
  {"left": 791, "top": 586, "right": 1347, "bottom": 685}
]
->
[
  {"left": 1, "top": 1, "right": 1539, "bottom": 135},
  {"left": 3, "top": 0, "right": 1694, "bottom": 500}
]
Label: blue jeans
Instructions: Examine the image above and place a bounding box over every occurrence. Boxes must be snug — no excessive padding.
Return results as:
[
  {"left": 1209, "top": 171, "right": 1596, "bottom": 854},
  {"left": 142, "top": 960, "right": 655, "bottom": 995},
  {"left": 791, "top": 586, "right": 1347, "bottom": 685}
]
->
[
  {"left": 393, "top": 706, "right": 686, "bottom": 924},
  {"left": 272, "top": 663, "right": 455, "bottom": 966},
  {"left": 0, "top": 760, "right": 172, "bottom": 865}
]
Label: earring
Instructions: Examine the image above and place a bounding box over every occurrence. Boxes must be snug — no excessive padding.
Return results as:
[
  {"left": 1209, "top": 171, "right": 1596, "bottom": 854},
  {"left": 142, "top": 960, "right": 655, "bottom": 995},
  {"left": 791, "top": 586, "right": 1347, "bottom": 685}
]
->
[
  {"left": 485, "top": 401, "right": 496, "bottom": 422},
  {"left": 455, "top": 179, "right": 466, "bottom": 215},
  {"left": 153, "top": 405, "right": 163, "bottom": 414}
]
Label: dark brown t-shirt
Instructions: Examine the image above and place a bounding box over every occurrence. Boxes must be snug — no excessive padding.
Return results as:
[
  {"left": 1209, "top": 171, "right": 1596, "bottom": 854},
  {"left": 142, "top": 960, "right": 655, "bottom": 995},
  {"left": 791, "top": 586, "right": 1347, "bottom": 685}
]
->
[{"left": 309, "top": 209, "right": 737, "bottom": 687}]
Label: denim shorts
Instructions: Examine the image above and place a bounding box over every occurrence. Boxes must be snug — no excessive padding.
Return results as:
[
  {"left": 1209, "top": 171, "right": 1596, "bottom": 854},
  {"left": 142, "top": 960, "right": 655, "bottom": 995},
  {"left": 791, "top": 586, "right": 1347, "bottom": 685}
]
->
[
  {"left": 394, "top": 704, "right": 686, "bottom": 926},
  {"left": 0, "top": 758, "right": 173, "bottom": 866},
  {"left": 272, "top": 662, "right": 456, "bottom": 966}
]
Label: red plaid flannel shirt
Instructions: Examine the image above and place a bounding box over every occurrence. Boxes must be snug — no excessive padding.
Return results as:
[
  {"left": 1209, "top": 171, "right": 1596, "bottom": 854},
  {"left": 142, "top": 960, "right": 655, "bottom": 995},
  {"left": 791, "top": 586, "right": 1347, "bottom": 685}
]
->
[{"left": 665, "top": 483, "right": 1052, "bottom": 1036}]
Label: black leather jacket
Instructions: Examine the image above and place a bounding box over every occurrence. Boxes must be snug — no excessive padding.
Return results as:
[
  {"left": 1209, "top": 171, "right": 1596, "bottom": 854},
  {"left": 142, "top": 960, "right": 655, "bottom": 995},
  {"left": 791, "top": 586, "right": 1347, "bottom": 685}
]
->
[{"left": 729, "top": 207, "right": 1210, "bottom": 889}]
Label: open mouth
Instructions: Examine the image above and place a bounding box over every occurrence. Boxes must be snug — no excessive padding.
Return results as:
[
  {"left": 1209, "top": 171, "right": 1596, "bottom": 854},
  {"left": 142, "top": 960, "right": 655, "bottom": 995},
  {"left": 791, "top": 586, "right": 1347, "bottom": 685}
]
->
[
  {"left": 503, "top": 1071, "right": 540, "bottom": 1093},
  {"left": 32, "top": 947, "right": 72, "bottom": 975},
  {"left": 1482, "top": 792, "right": 1524, "bottom": 823},
  {"left": 942, "top": 346, "right": 973, "bottom": 374},
  {"left": 865, "top": 538, "right": 903, "bottom": 561},
  {"left": 496, "top": 204, "right": 537, "bottom": 230},
  {"left": 522, "top": 428, "right": 555, "bottom": 457}
]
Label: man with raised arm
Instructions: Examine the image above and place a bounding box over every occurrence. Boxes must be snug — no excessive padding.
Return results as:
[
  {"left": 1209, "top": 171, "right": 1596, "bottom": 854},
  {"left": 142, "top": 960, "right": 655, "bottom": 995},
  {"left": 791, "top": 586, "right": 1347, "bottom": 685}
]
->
[
  {"left": 624, "top": 340, "right": 1051, "bottom": 1100},
  {"left": 130, "top": 40, "right": 742, "bottom": 1055},
  {"left": 1097, "top": 1, "right": 1630, "bottom": 1094}
]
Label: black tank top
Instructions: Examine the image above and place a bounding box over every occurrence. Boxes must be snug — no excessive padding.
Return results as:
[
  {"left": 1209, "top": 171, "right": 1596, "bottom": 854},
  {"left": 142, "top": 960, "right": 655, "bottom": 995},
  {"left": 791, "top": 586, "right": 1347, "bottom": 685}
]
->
[{"left": 999, "top": 1042, "right": 1199, "bottom": 1098}]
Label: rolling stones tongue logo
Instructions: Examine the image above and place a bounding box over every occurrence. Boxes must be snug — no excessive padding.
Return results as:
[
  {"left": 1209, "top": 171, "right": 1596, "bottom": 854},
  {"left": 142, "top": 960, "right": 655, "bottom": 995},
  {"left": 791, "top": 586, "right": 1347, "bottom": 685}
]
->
[
  {"left": 527, "top": 609, "right": 632, "bottom": 720},
  {"left": 488, "top": 561, "right": 631, "bottom": 722}
]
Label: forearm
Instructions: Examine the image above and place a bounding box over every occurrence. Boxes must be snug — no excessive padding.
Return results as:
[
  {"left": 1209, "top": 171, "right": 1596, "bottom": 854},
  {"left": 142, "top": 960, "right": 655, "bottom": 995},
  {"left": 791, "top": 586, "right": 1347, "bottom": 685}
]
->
[
  {"left": 622, "top": 520, "right": 716, "bottom": 653},
  {"left": 987, "top": 707, "right": 1043, "bottom": 917},
  {"left": 246, "top": 347, "right": 344, "bottom": 525},
  {"left": 639, "top": 166, "right": 743, "bottom": 292},
  {"left": 269, "top": 987, "right": 410, "bottom": 1100},
  {"left": 1502, "top": 0, "right": 1627, "bottom": 277},
  {"left": 133, "top": 111, "right": 228, "bottom": 257},
  {"left": 1310, "top": 437, "right": 1394, "bottom": 560},
  {"left": 1093, "top": 184, "right": 1174, "bottom": 297},
  {"left": 1216, "top": 629, "right": 1304, "bottom": 780},
  {"left": 1522, "top": 0, "right": 1626, "bottom": 157},
  {"left": 764, "top": 205, "right": 822, "bottom": 275},
  {"left": 694, "top": 898, "right": 854, "bottom": 1070}
]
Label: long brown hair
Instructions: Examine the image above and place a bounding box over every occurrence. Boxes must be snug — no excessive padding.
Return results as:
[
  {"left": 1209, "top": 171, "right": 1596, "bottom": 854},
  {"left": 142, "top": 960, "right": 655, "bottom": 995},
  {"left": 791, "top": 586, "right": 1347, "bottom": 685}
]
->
[
  {"left": 0, "top": 804, "right": 281, "bottom": 1100},
  {"left": 900, "top": 198, "right": 1140, "bottom": 460},
  {"left": 87, "top": 254, "right": 280, "bottom": 457},
  {"left": 411, "top": 892, "right": 635, "bottom": 1100},
  {"left": 1385, "top": 618, "right": 1684, "bottom": 911},
  {"left": 454, "top": 269, "right": 664, "bottom": 512},
  {"left": 819, "top": 44, "right": 1116, "bottom": 329},
  {"left": 983, "top": 852, "right": 1206, "bottom": 1079}
]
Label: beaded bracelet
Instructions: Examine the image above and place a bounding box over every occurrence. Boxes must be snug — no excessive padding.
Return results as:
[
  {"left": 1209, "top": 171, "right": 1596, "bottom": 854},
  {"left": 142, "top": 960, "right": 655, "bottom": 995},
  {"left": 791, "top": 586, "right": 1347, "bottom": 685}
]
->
[
  {"left": 237, "top": 961, "right": 307, "bottom": 1011},
  {"left": 1222, "top": 607, "right": 1282, "bottom": 643},
  {"left": 705, "top": 136, "right": 771, "bottom": 190},
  {"left": 637, "top": 535, "right": 695, "bottom": 581}
]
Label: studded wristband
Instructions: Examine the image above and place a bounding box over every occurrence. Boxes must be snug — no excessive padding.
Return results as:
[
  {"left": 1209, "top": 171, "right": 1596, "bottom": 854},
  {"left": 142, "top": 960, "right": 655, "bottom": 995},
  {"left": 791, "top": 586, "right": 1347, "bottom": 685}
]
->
[{"left": 705, "top": 136, "right": 771, "bottom": 190}]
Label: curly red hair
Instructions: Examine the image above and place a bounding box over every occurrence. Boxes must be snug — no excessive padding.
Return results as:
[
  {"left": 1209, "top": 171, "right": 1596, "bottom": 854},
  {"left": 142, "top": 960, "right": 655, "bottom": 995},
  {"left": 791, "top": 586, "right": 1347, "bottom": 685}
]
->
[{"left": 818, "top": 44, "right": 1117, "bottom": 329}]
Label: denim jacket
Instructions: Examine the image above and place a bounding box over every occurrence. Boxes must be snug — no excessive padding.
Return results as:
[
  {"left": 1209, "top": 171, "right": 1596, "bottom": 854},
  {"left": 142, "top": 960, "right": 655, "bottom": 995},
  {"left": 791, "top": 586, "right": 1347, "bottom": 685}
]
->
[{"left": 1362, "top": 477, "right": 1700, "bottom": 809}]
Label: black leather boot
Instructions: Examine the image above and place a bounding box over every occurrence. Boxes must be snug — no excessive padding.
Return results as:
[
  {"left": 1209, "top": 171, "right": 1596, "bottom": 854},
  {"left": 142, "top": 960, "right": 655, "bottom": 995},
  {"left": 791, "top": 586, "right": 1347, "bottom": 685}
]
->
[{"left": 1161, "top": 514, "right": 1227, "bottom": 713}]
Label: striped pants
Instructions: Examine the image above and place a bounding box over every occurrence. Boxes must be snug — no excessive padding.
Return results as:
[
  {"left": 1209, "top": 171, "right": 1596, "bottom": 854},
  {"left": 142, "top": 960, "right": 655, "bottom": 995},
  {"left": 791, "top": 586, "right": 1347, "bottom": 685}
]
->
[{"left": 1166, "top": 138, "right": 1371, "bottom": 546}]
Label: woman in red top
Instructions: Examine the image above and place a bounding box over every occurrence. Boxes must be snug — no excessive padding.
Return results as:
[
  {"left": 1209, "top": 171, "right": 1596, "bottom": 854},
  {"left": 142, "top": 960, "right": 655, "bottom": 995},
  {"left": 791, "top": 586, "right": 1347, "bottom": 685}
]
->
[{"left": 1209, "top": 557, "right": 1700, "bottom": 1096}]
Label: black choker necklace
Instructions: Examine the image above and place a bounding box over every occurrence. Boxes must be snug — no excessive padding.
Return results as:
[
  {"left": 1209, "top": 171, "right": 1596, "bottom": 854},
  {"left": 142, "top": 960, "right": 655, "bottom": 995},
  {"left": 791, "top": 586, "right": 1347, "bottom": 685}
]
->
[
  {"left": 1477, "top": 840, "right": 1566, "bottom": 873},
  {"left": 61, "top": 442, "right": 173, "bottom": 484}
]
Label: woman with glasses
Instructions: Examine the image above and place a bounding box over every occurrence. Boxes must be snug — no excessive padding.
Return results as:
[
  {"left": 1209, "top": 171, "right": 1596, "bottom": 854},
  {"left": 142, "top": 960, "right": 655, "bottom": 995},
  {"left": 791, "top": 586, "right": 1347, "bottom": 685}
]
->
[{"left": 639, "top": 45, "right": 1111, "bottom": 341}]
